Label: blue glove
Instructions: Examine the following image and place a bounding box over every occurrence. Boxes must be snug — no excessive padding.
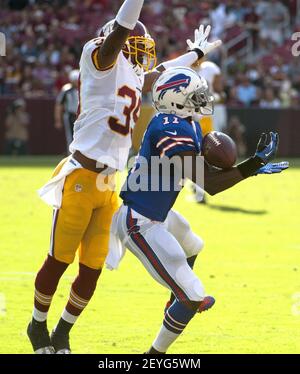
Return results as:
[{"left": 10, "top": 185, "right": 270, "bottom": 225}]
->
[
  {"left": 255, "top": 132, "right": 279, "bottom": 164},
  {"left": 255, "top": 161, "right": 289, "bottom": 175}
]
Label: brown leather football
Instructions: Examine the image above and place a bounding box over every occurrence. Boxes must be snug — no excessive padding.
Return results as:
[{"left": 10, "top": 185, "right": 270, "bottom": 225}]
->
[{"left": 202, "top": 131, "right": 237, "bottom": 169}]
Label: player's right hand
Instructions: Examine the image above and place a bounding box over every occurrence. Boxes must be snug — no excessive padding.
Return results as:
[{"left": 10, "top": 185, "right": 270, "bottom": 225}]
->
[{"left": 255, "top": 132, "right": 279, "bottom": 164}]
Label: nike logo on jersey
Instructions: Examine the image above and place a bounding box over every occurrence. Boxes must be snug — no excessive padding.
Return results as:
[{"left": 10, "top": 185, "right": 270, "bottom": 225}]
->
[
  {"left": 136, "top": 87, "right": 142, "bottom": 93},
  {"left": 165, "top": 131, "right": 178, "bottom": 136}
]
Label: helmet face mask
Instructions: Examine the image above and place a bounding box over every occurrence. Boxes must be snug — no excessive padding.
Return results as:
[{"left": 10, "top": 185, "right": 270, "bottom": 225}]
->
[
  {"left": 124, "top": 35, "right": 156, "bottom": 72},
  {"left": 152, "top": 67, "right": 215, "bottom": 118},
  {"left": 184, "top": 88, "right": 214, "bottom": 116},
  {"left": 100, "top": 20, "right": 157, "bottom": 73}
]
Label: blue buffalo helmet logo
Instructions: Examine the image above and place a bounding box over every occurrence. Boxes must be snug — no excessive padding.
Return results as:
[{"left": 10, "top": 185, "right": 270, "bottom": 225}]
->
[{"left": 156, "top": 74, "right": 191, "bottom": 100}]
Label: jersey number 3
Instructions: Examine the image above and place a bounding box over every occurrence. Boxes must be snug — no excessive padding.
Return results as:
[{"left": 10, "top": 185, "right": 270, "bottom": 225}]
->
[{"left": 108, "top": 86, "right": 141, "bottom": 136}]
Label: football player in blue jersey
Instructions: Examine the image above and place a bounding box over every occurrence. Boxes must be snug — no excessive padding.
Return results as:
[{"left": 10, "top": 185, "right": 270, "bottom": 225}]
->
[{"left": 109, "top": 67, "right": 289, "bottom": 354}]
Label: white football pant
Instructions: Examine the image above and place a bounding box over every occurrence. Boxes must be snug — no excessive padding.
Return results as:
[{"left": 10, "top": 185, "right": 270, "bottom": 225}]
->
[{"left": 115, "top": 205, "right": 205, "bottom": 303}]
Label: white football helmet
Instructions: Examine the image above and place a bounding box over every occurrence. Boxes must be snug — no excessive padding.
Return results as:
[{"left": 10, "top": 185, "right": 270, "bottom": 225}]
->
[{"left": 152, "top": 67, "right": 214, "bottom": 118}]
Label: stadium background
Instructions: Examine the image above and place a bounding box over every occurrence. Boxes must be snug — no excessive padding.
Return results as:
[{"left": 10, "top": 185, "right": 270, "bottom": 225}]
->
[
  {"left": 0, "top": 0, "right": 300, "bottom": 354},
  {"left": 1, "top": 0, "right": 300, "bottom": 155}
]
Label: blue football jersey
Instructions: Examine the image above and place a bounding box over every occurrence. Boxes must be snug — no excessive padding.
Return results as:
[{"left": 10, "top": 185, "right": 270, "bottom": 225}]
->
[{"left": 120, "top": 113, "right": 203, "bottom": 221}]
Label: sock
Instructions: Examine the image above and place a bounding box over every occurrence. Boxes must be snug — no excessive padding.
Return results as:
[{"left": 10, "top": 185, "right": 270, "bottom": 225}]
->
[
  {"left": 187, "top": 255, "right": 197, "bottom": 269},
  {"left": 168, "top": 255, "right": 198, "bottom": 305},
  {"left": 33, "top": 255, "right": 69, "bottom": 323},
  {"left": 53, "top": 263, "right": 101, "bottom": 336},
  {"left": 31, "top": 318, "right": 47, "bottom": 330},
  {"left": 146, "top": 346, "right": 166, "bottom": 354},
  {"left": 152, "top": 300, "right": 199, "bottom": 353}
]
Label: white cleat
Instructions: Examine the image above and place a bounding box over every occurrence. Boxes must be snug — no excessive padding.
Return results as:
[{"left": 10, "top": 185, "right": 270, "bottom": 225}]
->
[
  {"left": 50, "top": 330, "right": 71, "bottom": 354},
  {"left": 56, "top": 348, "right": 71, "bottom": 354},
  {"left": 35, "top": 346, "right": 55, "bottom": 354}
]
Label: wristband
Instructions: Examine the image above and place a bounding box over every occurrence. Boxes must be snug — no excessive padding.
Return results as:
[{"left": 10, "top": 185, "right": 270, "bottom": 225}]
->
[
  {"left": 192, "top": 48, "right": 204, "bottom": 60},
  {"left": 237, "top": 156, "right": 264, "bottom": 178}
]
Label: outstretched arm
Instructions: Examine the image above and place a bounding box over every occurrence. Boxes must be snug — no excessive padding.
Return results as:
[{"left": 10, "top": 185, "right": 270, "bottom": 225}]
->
[
  {"left": 142, "top": 52, "right": 201, "bottom": 93},
  {"left": 204, "top": 157, "right": 288, "bottom": 195},
  {"left": 97, "top": 0, "right": 144, "bottom": 70},
  {"left": 174, "top": 151, "right": 260, "bottom": 196},
  {"left": 143, "top": 25, "right": 222, "bottom": 93},
  {"left": 203, "top": 159, "right": 259, "bottom": 196},
  {"left": 174, "top": 132, "right": 288, "bottom": 195}
]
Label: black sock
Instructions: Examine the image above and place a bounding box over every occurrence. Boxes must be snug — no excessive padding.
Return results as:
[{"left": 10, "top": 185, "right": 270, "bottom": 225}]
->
[
  {"left": 146, "top": 346, "right": 166, "bottom": 354},
  {"left": 31, "top": 318, "right": 47, "bottom": 329},
  {"left": 187, "top": 255, "right": 197, "bottom": 269},
  {"left": 54, "top": 318, "right": 73, "bottom": 336}
]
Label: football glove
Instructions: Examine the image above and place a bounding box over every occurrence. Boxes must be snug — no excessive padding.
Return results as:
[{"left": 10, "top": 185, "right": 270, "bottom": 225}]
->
[
  {"left": 187, "top": 25, "right": 222, "bottom": 57},
  {"left": 255, "top": 161, "right": 289, "bottom": 175},
  {"left": 255, "top": 132, "right": 279, "bottom": 165}
]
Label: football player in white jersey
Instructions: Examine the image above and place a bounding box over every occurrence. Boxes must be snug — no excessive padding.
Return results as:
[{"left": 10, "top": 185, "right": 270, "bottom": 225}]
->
[
  {"left": 27, "top": 0, "right": 222, "bottom": 354},
  {"left": 193, "top": 59, "right": 226, "bottom": 135}
]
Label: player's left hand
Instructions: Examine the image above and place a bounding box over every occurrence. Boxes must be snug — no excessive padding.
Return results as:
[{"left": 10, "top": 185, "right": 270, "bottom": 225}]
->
[
  {"left": 255, "top": 132, "right": 279, "bottom": 164},
  {"left": 187, "top": 25, "right": 222, "bottom": 57},
  {"left": 255, "top": 161, "right": 289, "bottom": 175}
]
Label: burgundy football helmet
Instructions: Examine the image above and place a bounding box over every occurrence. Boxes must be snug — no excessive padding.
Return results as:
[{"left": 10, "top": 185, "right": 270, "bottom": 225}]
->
[{"left": 99, "top": 20, "right": 157, "bottom": 72}]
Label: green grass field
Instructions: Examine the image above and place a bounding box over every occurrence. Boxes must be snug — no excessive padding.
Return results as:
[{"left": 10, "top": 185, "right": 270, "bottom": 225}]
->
[{"left": 0, "top": 156, "right": 300, "bottom": 354}]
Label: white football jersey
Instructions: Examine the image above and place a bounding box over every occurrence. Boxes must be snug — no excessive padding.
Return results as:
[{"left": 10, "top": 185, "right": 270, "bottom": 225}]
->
[
  {"left": 194, "top": 61, "right": 221, "bottom": 93},
  {"left": 70, "top": 38, "right": 144, "bottom": 171},
  {"left": 193, "top": 61, "right": 221, "bottom": 123}
]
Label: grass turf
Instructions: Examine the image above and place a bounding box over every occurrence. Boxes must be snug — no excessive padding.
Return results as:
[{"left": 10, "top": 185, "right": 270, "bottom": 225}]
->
[{"left": 0, "top": 156, "right": 299, "bottom": 354}]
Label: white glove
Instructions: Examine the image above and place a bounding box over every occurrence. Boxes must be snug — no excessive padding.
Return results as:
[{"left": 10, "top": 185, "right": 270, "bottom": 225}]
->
[{"left": 187, "top": 25, "right": 222, "bottom": 57}]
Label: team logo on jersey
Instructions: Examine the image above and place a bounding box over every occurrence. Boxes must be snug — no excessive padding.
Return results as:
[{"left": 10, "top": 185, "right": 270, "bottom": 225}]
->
[
  {"left": 156, "top": 74, "right": 191, "bottom": 100},
  {"left": 75, "top": 184, "right": 83, "bottom": 192}
]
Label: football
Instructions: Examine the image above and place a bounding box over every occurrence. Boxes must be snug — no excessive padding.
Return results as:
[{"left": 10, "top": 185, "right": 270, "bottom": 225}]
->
[{"left": 202, "top": 131, "right": 237, "bottom": 169}]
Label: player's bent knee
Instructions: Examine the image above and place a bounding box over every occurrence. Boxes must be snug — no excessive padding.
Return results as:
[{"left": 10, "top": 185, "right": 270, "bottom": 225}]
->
[
  {"left": 169, "top": 210, "right": 191, "bottom": 237},
  {"left": 169, "top": 210, "right": 204, "bottom": 257},
  {"left": 80, "top": 256, "right": 105, "bottom": 270},
  {"left": 183, "top": 231, "right": 204, "bottom": 258},
  {"left": 52, "top": 252, "right": 76, "bottom": 266}
]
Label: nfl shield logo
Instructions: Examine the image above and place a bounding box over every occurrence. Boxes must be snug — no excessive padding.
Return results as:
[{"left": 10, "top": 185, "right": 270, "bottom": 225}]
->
[{"left": 75, "top": 184, "right": 83, "bottom": 192}]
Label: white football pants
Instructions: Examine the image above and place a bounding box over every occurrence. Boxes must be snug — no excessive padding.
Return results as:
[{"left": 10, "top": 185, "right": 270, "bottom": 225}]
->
[{"left": 115, "top": 205, "right": 205, "bottom": 303}]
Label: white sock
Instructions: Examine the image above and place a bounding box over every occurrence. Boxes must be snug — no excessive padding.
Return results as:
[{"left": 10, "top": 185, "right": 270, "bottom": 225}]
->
[
  {"left": 33, "top": 307, "right": 48, "bottom": 322},
  {"left": 60, "top": 309, "right": 79, "bottom": 325},
  {"left": 152, "top": 324, "right": 180, "bottom": 353}
]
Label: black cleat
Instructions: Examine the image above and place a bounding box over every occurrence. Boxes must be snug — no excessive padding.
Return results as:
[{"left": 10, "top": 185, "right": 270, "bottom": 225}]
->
[
  {"left": 27, "top": 320, "right": 55, "bottom": 354},
  {"left": 50, "top": 330, "right": 71, "bottom": 354}
]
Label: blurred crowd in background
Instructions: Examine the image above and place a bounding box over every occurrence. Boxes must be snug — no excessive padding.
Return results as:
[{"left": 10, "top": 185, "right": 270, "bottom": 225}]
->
[{"left": 1, "top": 0, "right": 300, "bottom": 109}]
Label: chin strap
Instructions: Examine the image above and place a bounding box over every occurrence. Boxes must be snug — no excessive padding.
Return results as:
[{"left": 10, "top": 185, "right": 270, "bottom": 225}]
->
[{"left": 133, "top": 64, "right": 144, "bottom": 76}]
